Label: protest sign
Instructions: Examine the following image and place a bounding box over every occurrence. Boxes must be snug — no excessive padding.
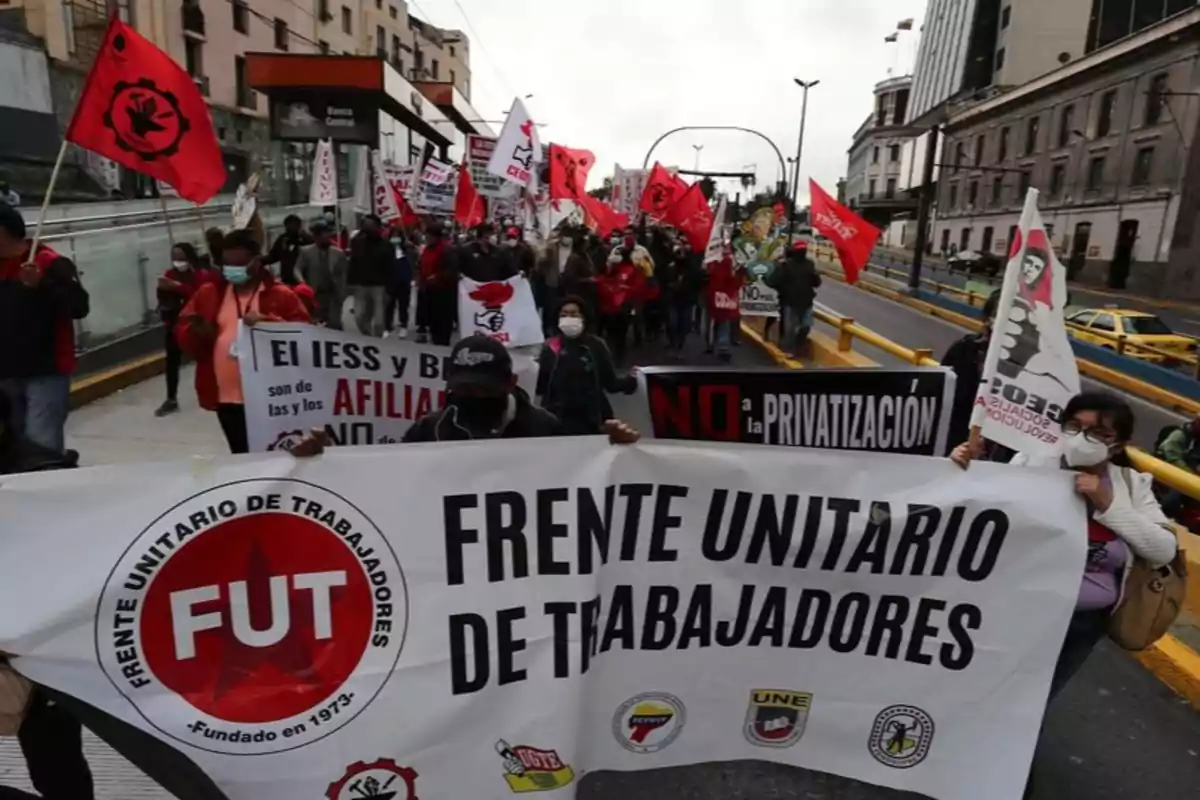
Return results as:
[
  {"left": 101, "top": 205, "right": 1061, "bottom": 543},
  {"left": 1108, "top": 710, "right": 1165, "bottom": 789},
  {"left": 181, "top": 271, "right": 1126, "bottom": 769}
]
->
[
  {"left": 308, "top": 138, "right": 336, "bottom": 206},
  {"left": 467, "top": 134, "right": 519, "bottom": 200},
  {"left": 458, "top": 275, "right": 544, "bottom": 347},
  {"left": 635, "top": 367, "right": 954, "bottom": 455},
  {"left": 0, "top": 438, "right": 1085, "bottom": 800},
  {"left": 237, "top": 323, "right": 537, "bottom": 451},
  {"left": 739, "top": 273, "right": 779, "bottom": 317}
]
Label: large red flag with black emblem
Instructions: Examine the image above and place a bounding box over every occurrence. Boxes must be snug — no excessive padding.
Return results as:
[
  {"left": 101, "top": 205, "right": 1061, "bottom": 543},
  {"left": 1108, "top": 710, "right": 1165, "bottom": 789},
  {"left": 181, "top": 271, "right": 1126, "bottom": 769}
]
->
[
  {"left": 808, "top": 179, "right": 880, "bottom": 284},
  {"left": 580, "top": 194, "right": 629, "bottom": 238},
  {"left": 548, "top": 144, "right": 595, "bottom": 201},
  {"left": 665, "top": 183, "right": 715, "bottom": 253},
  {"left": 638, "top": 162, "right": 689, "bottom": 220},
  {"left": 65, "top": 17, "right": 225, "bottom": 204}
]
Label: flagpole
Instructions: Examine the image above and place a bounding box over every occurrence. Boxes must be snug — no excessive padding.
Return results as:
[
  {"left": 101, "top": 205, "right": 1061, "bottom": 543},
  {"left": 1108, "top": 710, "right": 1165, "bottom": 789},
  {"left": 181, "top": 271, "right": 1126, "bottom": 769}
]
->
[
  {"left": 159, "top": 195, "right": 176, "bottom": 245},
  {"left": 195, "top": 203, "right": 208, "bottom": 241},
  {"left": 29, "top": 139, "right": 71, "bottom": 254}
]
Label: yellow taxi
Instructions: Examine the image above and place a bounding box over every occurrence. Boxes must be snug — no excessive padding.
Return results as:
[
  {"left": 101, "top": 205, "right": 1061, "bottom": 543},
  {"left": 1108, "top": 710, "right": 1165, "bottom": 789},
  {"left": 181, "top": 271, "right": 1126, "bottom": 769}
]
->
[{"left": 1064, "top": 306, "right": 1197, "bottom": 364}]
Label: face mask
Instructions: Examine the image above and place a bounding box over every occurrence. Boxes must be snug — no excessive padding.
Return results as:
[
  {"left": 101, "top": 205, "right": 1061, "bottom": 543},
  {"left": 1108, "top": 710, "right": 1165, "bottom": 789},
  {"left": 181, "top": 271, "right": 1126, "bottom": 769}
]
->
[
  {"left": 391, "top": 238, "right": 402, "bottom": 246},
  {"left": 485, "top": 235, "right": 498, "bottom": 246},
  {"left": 559, "top": 317, "right": 585, "bottom": 338},
  {"left": 1062, "top": 430, "right": 1112, "bottom": 468},
  {"left": 223, "top": 265, "right": 251, "bottom": 285},
  {"left": 449, "top": 393, "right": 508, "bottom": 432},
  {"left": 172, "top": 260, "right": 191, "bottom": 270}
]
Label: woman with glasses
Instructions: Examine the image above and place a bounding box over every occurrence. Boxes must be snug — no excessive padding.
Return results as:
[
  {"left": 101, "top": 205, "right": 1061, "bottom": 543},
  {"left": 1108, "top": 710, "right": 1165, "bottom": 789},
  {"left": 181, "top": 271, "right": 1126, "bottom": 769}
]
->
[{"left": 952, "top": 391, "right": 1177, "bottom": 695}]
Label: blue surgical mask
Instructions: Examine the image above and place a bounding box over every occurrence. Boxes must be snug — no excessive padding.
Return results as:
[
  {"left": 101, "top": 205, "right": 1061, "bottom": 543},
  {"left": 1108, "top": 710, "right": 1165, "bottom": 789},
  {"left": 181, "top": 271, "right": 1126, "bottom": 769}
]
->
[{"left": 223, "top": 265, "right": 251, "bottom": 285}]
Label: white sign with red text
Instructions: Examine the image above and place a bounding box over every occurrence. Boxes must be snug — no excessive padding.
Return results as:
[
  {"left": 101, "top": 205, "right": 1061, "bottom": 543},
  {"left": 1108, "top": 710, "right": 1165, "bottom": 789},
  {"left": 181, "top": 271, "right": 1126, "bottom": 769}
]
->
[
  {"left": 236, "top": 323, "right": 536, "bottom": 451},
  {"left": 309, "top": 138, "right": 337, "bottom": 206},
  {"left": 457, "top": 275, "right": 544, "bottom": 348}
]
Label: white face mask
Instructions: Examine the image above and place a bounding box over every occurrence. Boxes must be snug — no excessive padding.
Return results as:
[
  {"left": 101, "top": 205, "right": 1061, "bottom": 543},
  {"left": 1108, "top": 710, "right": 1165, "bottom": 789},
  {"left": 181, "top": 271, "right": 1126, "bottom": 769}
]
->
[
  {"left": 172, "top": 260, "right": 191, "bottom": 270},
  {"left": 558, "top": 317, "right": 585, "bottom": 338},
  {"left": 1062, "top": 430, "right": 1112, "bottom": 468}
]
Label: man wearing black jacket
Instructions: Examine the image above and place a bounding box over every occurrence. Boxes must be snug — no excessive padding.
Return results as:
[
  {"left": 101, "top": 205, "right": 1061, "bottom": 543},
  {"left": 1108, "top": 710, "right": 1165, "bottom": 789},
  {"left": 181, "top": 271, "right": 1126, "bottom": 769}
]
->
[
  {"left": 458, "top": 222, "right": 518, "bottom": 283},
  {"left": 261, "top": 214, "right": 312, "bottom": 285},
  {"left": 348, "top": 214, "right": 394, "bottom": 337},
  {"left": 939, "top": 290, "right": 1013, "bottom": 461}
]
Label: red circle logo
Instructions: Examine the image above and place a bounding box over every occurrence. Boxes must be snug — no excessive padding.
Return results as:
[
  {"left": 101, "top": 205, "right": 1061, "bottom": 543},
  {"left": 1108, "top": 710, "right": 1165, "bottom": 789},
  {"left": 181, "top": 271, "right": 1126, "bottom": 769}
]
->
[
  {"left": 96, "top": 480, "right": 407, "bottom": 755},
  {"left": 139, "top": 513, "right": 372, "bottom": 723}
]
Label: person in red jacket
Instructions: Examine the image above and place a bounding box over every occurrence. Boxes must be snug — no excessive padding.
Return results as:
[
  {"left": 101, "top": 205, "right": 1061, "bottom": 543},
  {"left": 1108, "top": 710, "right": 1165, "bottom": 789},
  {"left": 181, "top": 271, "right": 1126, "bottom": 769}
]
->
[
  {"left": 595, "top": 254, "right": 644, "bottom": 363},
  {"left": 705, "top": 244, "right": 744, "bottom": 362},
  {"left": 0, "top": 204, "right": 89, "bottom": 455},
  {"left": 155, "top": 242, "right": 215, "bottom": 417},
  {"left": 176, "top": 229, "right": 310, "bottom": 454},
  {"left": 417, "top": 223, "right": 458, "bottom": 346}
]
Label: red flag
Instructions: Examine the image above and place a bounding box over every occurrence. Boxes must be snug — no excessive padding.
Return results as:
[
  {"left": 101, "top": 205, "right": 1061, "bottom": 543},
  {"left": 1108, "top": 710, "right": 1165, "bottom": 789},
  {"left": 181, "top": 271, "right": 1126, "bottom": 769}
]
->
[
  {"left": 808, "top": 179, "right": 880, "bottom": 284},
  {"left": 455, "top": 162, "right": 486, "bottom": 228},
  {"left": 548, "top": 144, "right": 595, "bottom": 201},
  {"left": 666, "top": 183, "right": 714, "bottom": 253},
  {"left": 638, "top": 162, "right": 689, "bottom": 219},
  {"left": 65, "top": 18, "right": 224, "bottom": 204},
  {"left": 580, "top": 194, "right": 629, "bottom": 238}
]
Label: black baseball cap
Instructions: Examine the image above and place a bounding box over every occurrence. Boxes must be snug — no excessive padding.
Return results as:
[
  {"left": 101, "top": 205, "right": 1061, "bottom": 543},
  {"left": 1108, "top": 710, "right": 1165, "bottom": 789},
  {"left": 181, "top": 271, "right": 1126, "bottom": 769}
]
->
[{"left": 446, "top": 335, "right": 513, "bottom": 393}]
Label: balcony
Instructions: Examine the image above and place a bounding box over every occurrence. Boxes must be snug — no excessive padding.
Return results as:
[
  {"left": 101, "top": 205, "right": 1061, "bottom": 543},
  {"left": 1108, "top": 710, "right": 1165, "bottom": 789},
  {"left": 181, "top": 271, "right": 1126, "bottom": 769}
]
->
[{"left": 182, "top": 1, "right": 205, "bottom": 39}]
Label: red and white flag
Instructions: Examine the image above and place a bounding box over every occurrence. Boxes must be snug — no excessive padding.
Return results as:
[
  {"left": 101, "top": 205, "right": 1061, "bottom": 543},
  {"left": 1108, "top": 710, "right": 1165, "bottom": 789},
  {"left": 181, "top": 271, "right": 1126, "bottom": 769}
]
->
[
  {"left": 370, "top": 150, "right": 400, "bottom": 223},
  {"left": 308, "top": 139, "right": 337, "bottom": 206},
  {"left": 808, "top": 179, "right": 880, "bottom": 284},
  {"left": 486, "top": 97, "right": 542, "bottom": 188}
]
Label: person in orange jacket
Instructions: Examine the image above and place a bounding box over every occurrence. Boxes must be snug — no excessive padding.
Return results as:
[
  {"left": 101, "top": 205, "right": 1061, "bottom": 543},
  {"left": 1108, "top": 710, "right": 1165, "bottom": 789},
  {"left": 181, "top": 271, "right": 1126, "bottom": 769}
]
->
[{"left": 176, "top": 229, "right": 310, "bottom": 453}]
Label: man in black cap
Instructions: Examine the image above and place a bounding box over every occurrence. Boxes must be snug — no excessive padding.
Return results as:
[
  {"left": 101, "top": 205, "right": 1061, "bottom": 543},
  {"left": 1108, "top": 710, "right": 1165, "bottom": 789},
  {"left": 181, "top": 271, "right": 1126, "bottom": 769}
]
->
[
  {"left": 402, "top": 334, "right": 639, "bottom": 442},
  {"left": 458, "top": 222, "right": 518, "bottom": 284}
]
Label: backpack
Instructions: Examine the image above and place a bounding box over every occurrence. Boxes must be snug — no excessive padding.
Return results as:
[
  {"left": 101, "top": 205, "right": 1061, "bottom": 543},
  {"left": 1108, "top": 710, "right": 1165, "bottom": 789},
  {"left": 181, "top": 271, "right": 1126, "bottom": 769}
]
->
[{"left": 1153, "top": 424, "right": 1185, "bottom": 455}]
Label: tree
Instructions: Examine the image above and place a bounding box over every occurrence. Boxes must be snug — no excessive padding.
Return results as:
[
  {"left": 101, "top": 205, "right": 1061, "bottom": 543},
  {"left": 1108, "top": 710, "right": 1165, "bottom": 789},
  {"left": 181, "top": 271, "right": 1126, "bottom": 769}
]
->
[{"left": 588, "top": 176, "right": 613, "bottom": 202}]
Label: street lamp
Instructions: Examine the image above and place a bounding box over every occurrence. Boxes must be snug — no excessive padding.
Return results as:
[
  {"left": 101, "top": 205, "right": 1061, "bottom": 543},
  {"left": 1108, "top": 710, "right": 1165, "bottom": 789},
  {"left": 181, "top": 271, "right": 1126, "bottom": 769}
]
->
[
  {"left": 788, "top": 78, "right": 820, "bottom": 239},
  {"left": 692, "top": 144, "right": 704, "bottom": 171}
]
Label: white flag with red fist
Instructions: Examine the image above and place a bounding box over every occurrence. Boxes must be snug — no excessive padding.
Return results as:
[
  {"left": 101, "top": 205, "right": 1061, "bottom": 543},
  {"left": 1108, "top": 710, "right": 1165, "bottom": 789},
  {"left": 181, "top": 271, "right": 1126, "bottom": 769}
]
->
[
  {"left": 457, "top": 275, "right": 544, "bottom": 347},
  {"left": 487, "top": 97, "right": 542, "bottom": 188},
  {"left": 971, "top": 188, "right": 1080, "bottom": 460}
]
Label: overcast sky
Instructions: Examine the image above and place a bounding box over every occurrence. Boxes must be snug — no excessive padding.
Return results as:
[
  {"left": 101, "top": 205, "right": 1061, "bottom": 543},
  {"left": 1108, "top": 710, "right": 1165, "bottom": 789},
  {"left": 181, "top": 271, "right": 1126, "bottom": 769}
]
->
[{"left": 414, "top": 0, "right": 928, "bottom": 204}]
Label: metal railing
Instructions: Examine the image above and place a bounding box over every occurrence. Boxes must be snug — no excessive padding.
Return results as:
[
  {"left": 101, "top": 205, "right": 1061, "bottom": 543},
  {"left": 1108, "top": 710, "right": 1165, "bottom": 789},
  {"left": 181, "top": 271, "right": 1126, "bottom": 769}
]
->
[{"left": 812, "top": 299, "right": 1200, "bottom": 500}]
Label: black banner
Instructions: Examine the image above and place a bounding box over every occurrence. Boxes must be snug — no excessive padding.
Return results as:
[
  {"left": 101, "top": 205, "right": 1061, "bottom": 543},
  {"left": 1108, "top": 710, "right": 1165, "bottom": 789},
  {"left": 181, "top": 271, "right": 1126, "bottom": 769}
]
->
[
  {"left": 270, "top": 95, "right": 379, "bottom": 145},
  {"left": 639, "top": 367, "right": 954, "bottom": 456}
]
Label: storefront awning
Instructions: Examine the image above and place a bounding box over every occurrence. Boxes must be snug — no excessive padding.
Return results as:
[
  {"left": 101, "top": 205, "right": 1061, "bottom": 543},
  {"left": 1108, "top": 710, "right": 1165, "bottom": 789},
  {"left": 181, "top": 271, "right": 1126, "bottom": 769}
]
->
[{"left": 412, "top": 82, "right": 493, "bottom": 137}]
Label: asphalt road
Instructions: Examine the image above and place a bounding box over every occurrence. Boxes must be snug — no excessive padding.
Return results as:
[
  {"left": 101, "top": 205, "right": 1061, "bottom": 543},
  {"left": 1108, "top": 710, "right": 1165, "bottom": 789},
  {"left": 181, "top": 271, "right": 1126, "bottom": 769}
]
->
[
  {"left": 4, "top": 327, "right": 1195, "bottom": 800},
  {"left": 812, "top": 279, "right": 1187, "bottom": 452}
]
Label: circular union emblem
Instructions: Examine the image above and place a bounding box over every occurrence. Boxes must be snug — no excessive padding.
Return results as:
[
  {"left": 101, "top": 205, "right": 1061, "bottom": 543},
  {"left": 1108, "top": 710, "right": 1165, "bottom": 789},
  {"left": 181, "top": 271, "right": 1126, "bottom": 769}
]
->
[
  {"left": 96, "top": 479, "right": 408, "bottom": 755},
  {"left": 102, "top": 77, "right": 188, "bottom": 161},
  {"left": 327, "top": 758, "right": 418, "bottom": 800},
  {"left": 868, "top": 704, "right": 935, "bottom": 769},
  {"left": 611, "top": 692, "right": 686, "bottom": 754}
]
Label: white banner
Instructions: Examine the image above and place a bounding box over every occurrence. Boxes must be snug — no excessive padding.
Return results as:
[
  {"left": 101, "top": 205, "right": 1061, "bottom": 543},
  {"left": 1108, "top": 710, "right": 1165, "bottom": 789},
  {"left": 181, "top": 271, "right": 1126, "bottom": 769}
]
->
[
  {"left": 352, "top": 151, "right": 371, "bottom": 214},
  {"left": 971, "top": 189, "right": 1081, "bottom": 461},
  {"left": 458, "top": 275, "right": 545, "bottom": 347},
  {"left": 612, "top": 165, "right": 649, "bottom": 217},
  {"left": 0, "top": 440, "right": 1085, "bottom": 800},
  {"left": 421, "top": 159, "right": 455, "bottom": 186},
  {"left": 467, "top": 134, "right": 519, "bottom": 200},
  {"left": 370, "top": 149, "right": 401, "bottom": 223},
  {"left": 704, "top": 195, "right": 728, "bottom": 263},
  {"left": 309, "top": 139, "right": 337, "bottom": 206},
  {"left": 487, "top": 97, "right": 543, "bottom": 188},
  {"left": 236, "top": 323, "right": 537, "bottom": 451},
  {"left": 740, "top": 275, "right": 779, "bottom": 317}
]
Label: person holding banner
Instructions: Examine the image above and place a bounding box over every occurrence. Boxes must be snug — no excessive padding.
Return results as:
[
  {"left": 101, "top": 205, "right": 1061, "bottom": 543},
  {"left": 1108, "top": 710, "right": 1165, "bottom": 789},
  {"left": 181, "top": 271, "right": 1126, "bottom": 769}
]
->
[
  {"left": 176, "top": 229, "right": 310, "bottom": 454},
  {"left": 537, "top": 296, "right": 637, "bottom": 435}
]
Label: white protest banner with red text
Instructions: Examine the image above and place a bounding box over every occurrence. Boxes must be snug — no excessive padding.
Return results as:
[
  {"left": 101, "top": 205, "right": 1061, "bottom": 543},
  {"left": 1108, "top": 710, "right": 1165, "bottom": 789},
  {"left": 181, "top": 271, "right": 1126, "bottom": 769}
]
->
[
  {"left": 236, "top": 323, "right": 536, "bottom": 451},
  {"left": 370, "top": 149, "right": 401, "bottom": 223},
  {"left": 0, "top": 439, "right": 1083, "bottom": 800},
  {"left": 308, "top": 138, "right": 336, "bottom": 206},
  {"left": 971, "top": 189, "right": 1080, "bottom": 461},
  {"left": 486, "top": 97, "right": 542, "bottom": 188},
  {"left": 457, "top": 275, "right": 544, "bottom": 347}
]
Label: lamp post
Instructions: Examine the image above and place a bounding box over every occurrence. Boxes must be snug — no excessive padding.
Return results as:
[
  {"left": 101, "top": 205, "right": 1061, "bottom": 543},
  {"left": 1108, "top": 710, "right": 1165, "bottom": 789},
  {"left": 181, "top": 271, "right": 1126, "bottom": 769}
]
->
[
  {"left": 788, "top": 78, "right": 819, "bottom": 240},
  {"left": 692, "top": 144, "right": 704, "bottom": 171}
]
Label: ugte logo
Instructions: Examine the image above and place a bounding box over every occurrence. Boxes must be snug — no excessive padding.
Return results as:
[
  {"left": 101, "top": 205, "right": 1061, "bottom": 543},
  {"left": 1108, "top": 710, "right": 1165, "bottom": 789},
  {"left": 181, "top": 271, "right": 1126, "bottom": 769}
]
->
[
  {"left": 815, "top": 210, "right": 856, "bottom": 241},
  {"left": 95, "top": 479, "right": 408, "bottom": 755}
]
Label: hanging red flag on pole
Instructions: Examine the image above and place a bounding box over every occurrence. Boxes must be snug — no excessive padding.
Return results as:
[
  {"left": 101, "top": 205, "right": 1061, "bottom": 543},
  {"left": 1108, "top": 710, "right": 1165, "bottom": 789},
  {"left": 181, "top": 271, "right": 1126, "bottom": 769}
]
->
[
  {"left": 65, "top": 17, "right": 225, "bottom": 204},
  {"left": 548, "top": 144, "right": 595, "bottom": 201},
  {"left": 455, "top": 162, "right": 486, "bottom": 229},
  {"left": 665, "top": 183, "right": 714, "bottom": 253},
  {"left": 638, "top": 162, "right": 689, "bottom": 220},
  {"left": 808, "top": 179, "right": 880, "bottom": 284},
  {"left": 580, "top": 194, "right": 629, "bottom": 238}
]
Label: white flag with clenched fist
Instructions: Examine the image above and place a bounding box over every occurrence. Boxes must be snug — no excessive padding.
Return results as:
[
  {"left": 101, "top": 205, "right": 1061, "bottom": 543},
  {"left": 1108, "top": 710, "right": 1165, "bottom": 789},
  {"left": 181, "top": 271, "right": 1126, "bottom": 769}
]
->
[{"left": 971, "top": 188, "right": 1080, "bottom": 460}]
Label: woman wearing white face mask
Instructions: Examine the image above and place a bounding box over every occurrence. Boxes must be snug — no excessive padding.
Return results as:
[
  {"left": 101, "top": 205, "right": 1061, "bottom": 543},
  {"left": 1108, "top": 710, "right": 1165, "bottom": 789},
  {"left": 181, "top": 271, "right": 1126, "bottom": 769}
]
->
[
  {"left": 951, "top": 392, "right": 1176, "bottom": 702},
  {"left": 536, "top": 296, "right": 637, "bottom": 435}
]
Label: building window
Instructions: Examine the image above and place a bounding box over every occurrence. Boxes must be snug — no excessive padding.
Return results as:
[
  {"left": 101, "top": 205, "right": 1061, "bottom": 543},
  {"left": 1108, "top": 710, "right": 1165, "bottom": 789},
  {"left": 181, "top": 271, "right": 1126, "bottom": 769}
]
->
[
  {"left": 319, "top": 39, "right": 330, "bottom": 54},
  {"left": 886, "top": 178, "right": 896, "bottom": 199},
  {"left": 991, "top": 176, "right": 1003, "bottom": 204},
  {"left": 973, "top": 135, "right": 984, "bottom": 166},
  {"left": 872, "top": 146, "right": 880, "bottom": 165},
  {"left": 982, "top": 226, "right": 994, "bottom": 252},
  {"left": 318, "top": 0, "right": 330, "bottom": 20},
  {"left": 235, "top": 55, "right": 253, "bottom": 108},
  {"left": 1049, "top": 163, "right": 1066, "bottom": 195},
  {"left": 184, "top": 38, "right": 203, "bottom": 77},
  {"left": 1058, "top": 105, "right": 1074, "bottom": 148},
  {"left": 450, "top": 68, "right": 456, "bottom": 85},
  {"left": 1001, "top": 5, "right": 1011, "bottom": 29},
  {"left": 449, "top": 45, "right": 456, "bottom": 57},
  {"left": 1024, "top": 115, "right": 1039, "bottom": 156},
  {"left": 232, "top": 0, "right": 248, "bottom": 34},
  {"left": 376, "top": 0, "right": 382, "bottom": 7},
  {"left": 392, "top": 34, "right": 401, "bottom": 58},
  {"left": 968, "top": 180, "right": 979, "bottom": 206},
  {"left": 1086, "top": 155, "right": 1105, "bottom": 191},
  {"left": 894, "top": 88, "right": 910, "bottom": 125},
  {"left": 954, "top": 141, "right": 965, "bottom": 171},
  {"left": 960, "top": 228, "right": 972, "bottom": 252},
  {"left": 940, "top": 228, "right": 951, "bottom": 254},
  {"left": 949, "top": 183, "right": 958, "bottom": 208},
  {"left": 889, "top": 144, "right": 900, "bottom": 162},
  {"left": 390, "top": 5, "right": 398, "bottom": 18},
  {"left": 995, "top": 48, "right": 1005, "bottom": 72},
  {"left": 342, "top": 5, "right": 353, "bottom": 34},
  {"left": 1131, "top": 147, "right": 1154, "bottom": 186},
  {"left": 1098, "top": 89, "right": 1116, "bottom": 136},
  {"left": 376, "top": 25, "right": 385, "bottom": 54},
  {"left": 1145, "top": 73, "right": 1168, "bottom": 126},
  {"left": 998, "top": 127, "right": 1009, "bottom": 162},
  {"left": 431, "top": 58, "right": 439, "bottom": 79},
  {"left": 274, "top": 19, "right": 288, "bottom": 51},
  {"left": 868, "top": 179, "right": 876, "bottom": 199},
  {"left": 1018, "top": 170, "right": 1031, "bottom": 197}
]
